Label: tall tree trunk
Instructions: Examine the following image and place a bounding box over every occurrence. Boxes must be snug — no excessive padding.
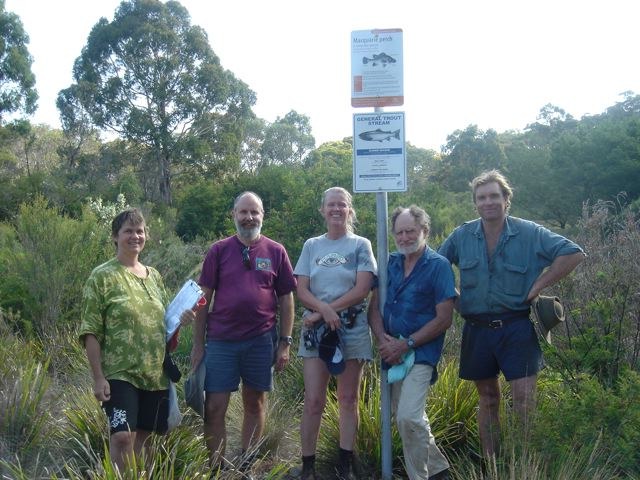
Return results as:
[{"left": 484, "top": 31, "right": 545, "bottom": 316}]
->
[{"left": 158, "top": 151, "right": 172, "bottom": 205}]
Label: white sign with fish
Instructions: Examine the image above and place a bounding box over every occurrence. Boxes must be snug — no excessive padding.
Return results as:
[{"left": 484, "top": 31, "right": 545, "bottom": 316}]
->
[
  {"left": 353, "top": 112, "right": 407, "bottom": 192},
  {"left": 351, "top": 29, "right": 403, "bottom": 108}
]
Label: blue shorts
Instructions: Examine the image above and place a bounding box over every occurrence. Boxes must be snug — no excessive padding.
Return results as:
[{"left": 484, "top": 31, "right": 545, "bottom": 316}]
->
[
  {"left": 102, "top": 380, "right": 169, "bottom": 435},
  {"left": 459, "top": 318, "right": 544, "bottom": 381},
  {"left": 204, "top": 330, "right": 274, "bottom": 393}
]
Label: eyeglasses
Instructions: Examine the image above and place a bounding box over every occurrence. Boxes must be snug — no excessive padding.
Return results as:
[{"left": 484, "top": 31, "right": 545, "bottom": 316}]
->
[{"left": 242, "top": 246, "right": 251, "bottom": 269}]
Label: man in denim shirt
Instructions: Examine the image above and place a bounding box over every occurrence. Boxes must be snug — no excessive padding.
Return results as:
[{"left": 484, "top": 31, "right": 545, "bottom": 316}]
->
[
  {"left": 438, "top": 170, "right": 584, "bottom": 460},
  {"left": 369, "top": 205, "right": 456, "bottom": 480}
]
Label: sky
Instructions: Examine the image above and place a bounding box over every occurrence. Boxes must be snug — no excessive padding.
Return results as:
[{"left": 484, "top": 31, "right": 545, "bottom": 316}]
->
[{"left": 6, "top": 0, "right": 640, "bottom": 151}]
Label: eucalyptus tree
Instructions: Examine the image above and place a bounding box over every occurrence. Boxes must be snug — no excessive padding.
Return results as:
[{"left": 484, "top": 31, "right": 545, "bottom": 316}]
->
[
  {"left": 437, "top": 125, "right": 506, "bottom": 192},
  {"left": 260, "top": 110, "right": 315, "bottom": 167},
  {"left": 508, "top": 98, "right": 640, "bottom": 228},
  {"left": 0, "top": 0, "right": 37, "bottom": 121},
  {"left": 58, "top": 0, "right": 255, "bottom": 205}
]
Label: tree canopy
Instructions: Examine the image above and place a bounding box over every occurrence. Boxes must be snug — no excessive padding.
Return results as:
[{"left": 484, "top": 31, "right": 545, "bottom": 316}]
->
[
  {"left": 0, "top": 0, "right": 37, "bottom": 122},
  {"left": 57, "top": 0, "right": 256, "bottom": 205}
]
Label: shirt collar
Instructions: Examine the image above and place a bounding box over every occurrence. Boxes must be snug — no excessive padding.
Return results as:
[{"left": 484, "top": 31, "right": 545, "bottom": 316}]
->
[{"left": 473, "top": 216, "right": 520, "bottom": 239}]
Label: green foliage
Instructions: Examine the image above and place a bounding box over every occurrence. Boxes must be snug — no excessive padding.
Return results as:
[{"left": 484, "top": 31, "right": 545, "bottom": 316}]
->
[
  {"left": 175, "top": 179, "right": 235, "bottom": 242},
  {"left": 447, "top": 440, "right": 620, "bottom": 480},
  {"left": 260, "top": 110, "right": 316, "bottom": 167},
  {"left": 0, "top": 0, "right": 38, "bottom": 119},
  {"left": 438, "top": 125, "right": 506, "bottom": 193},
  {"left": 1, "top": 197, "right": 110, "bottom": 336},
  {"left": 142, "top": 224, "right": 207, "bottom": 292},
  {"left": 427, "top": 358, "right": 479, "bottom": 454},
  {"left": 545, "top": 199, "right": 640, "bottom": 385},
  {"left": 59, "top": 0, "right": 256, "bottom": 204},
  {"left": 533, "top": 371, "right": 640, "bottom": 475},
  {"left": 86, "top": 194, "right": 129, "bottom": 228},
  {"left": 0, "top": 359, "right": 50, "bottom": 465},
  {"left": 57, "top": 386, "right": 108, "bottom": 470},
  {"left": 314, "top": 359, "right": 480, "bottom": 478},
  {"left": 506, "top": 97, "right": 640, "bottom": 228}
]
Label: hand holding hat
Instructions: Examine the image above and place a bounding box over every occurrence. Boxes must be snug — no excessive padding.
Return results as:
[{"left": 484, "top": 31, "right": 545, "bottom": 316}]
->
[
  {"left": 318, "top": 328, "right": 346, "bottom": 375},
  {"left": 388, "top": 346, "right": 415, "bottom": 384},
  {"left": 531, "top": 295, "right": 565, "bottom": 345}
]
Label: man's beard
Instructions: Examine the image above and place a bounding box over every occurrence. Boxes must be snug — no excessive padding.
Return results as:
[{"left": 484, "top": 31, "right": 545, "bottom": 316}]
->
[
  {"left": 235, "top": 219, "right": 261, "bottom": 241},
  {"left": 396, "top": 240, "right": 424, "bottom": 256}
]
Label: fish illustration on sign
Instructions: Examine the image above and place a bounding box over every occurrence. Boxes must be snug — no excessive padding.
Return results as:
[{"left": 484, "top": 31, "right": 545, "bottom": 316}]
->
[
  {"left": 358, "top": 129, "right": 401, "bottom": 142},
  {"left": 362, "top": 52, "right": 396, "bottom": 67}
]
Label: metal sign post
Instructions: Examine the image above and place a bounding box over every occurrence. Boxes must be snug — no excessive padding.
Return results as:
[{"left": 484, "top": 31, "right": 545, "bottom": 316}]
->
[
  {"left": 351, "top": 29, "right": 404, "bottom": 480},
  {"left": 375, "top": 184, "right": 392, "bottom": 480}
]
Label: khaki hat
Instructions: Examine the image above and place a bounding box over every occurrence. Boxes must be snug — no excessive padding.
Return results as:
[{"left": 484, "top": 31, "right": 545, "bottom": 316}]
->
[{"left": 531, "top": 295, "right": 565, "bottom": 345}]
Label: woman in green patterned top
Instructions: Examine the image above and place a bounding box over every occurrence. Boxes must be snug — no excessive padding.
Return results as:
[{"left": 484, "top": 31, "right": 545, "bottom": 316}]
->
[{"left": 79, "top": 208, "right": 194, "bottom": 471}]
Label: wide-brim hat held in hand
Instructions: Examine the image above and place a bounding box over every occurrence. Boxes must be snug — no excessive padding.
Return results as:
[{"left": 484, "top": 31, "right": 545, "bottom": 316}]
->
[{"left": 531, "top": 295, "right": 565, "bottom": 345}]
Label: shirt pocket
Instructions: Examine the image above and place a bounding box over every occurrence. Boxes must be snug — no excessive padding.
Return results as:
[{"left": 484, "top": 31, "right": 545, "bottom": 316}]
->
[
  {"left": 502, "top": 262, "right": 528, "bottom": 295},
  {"left": 459, "top": 259, "right": 480, "bottom": 289}
]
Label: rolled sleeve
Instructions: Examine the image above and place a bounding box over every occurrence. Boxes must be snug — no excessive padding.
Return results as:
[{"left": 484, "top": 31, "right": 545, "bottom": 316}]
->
[{"left": 79, "top": 275, "right": 105, "bottom": 345}]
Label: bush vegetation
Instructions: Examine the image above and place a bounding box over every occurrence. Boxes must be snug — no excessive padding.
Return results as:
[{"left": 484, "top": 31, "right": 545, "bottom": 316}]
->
[
  {"left": 1, "top": 0, "right": 639, "bottom": 476},
  {"left": 0, "top": 194, "right": 638, "bottom": 479}
]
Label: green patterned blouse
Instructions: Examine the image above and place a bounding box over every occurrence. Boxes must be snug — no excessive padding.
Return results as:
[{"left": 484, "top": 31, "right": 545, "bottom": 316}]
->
[{"left": 80, "top": 257, "right": 169, "bottom": 391}]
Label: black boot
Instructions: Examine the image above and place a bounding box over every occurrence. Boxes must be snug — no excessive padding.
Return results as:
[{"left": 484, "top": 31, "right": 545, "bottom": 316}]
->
[
  {"left": 301, "top": 455, "right": 317, "bottom": 480},
  {"left": 336, "top": 448, "right": 357, "bottom": 480}
]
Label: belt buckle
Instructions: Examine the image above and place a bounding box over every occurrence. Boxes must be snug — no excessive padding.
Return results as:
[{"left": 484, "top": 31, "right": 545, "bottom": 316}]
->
[{"left": 489, "top": 319, "right": 503, "bottom": 328}]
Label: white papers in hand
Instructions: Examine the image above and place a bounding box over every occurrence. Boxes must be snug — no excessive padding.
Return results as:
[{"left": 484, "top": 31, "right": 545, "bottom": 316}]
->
[{"left": 165, "top": 279, "right": 203, "bottom": 340}]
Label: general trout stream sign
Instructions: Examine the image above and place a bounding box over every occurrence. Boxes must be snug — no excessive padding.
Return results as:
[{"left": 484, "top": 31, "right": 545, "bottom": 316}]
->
[{"left": 353, "top": 111, "right": 406, "bottom": 192}]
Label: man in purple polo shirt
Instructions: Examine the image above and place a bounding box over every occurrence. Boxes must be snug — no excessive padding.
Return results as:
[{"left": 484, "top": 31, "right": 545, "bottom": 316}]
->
[{"left": 191, "top": 191, "right": 296, "bottom": 473}]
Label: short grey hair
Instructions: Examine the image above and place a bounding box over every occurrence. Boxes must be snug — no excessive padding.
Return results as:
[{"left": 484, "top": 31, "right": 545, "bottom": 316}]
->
[
  {"left": 391, "top": 205, "right": 430, "bottom": 236},
  {"left": 233, "top": 191, "right": 264, "bottom": 212}
]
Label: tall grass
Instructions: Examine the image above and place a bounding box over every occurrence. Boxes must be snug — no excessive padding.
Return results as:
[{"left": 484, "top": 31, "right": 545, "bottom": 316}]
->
[
  {"left": 0, "top": 332, "right": 633, "bottom": 480},
  {"left": 315, "top": 358, "right": 480, "bottom": 478},
  {"left": 0, "top": 361, "right": 52, "bottom": 477}
]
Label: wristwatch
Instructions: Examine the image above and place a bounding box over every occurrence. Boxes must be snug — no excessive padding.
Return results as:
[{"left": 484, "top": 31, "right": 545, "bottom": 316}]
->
[
  {"left": 406, "top": 336, "right": 416, "bottom": 348},
  {"left": 279, "top": 335, "right": 293, "bottom": 346}
]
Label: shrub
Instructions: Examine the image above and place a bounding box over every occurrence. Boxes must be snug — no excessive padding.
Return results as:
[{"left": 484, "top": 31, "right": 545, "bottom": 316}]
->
[
  {"left": 3, "top": 197, "right": 110, "bottom": 336},
  {"left": 533, "top": 370, "right": 640, "bottom": 476}
]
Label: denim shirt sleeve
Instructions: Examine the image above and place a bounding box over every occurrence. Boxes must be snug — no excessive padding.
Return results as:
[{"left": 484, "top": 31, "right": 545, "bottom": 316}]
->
[{"left": 383, "top": 249, "right": 456, "bottom": 367}]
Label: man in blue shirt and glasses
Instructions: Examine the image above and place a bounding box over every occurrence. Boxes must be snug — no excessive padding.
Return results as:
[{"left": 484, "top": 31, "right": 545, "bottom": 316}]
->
[{"left": 438, "top": 170, "right": 584, "bottom": 461}]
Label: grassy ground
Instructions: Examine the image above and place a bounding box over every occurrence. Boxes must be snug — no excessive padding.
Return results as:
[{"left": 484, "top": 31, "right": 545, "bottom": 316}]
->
[{"left": 0, "top": 316, "right": 635, "bottom": 480}]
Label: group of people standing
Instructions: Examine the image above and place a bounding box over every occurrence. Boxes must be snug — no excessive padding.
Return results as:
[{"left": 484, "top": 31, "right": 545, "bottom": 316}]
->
[{"left": 80, "top": 170, "right": 584, "bottom": 479}]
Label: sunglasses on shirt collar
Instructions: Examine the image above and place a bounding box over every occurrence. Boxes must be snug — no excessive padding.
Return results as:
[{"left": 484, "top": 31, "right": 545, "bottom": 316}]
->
[{"left": 242, "top": 246, "right": 251, "bottom": 269}]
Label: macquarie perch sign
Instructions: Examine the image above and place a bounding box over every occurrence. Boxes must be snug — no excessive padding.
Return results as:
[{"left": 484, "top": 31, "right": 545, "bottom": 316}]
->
[
  {"left": 351, "top": 29, "right": 403, "bottom": 108},
  {"left": 353, "top": 112, "right": 407, "bottom": 193}
]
